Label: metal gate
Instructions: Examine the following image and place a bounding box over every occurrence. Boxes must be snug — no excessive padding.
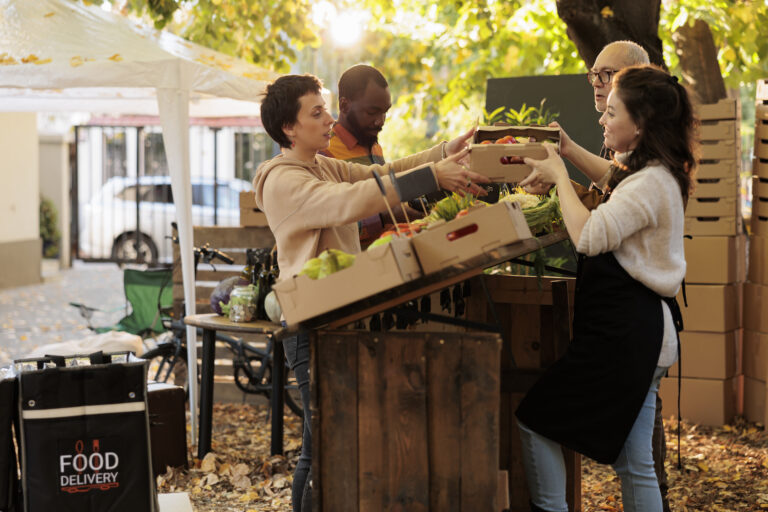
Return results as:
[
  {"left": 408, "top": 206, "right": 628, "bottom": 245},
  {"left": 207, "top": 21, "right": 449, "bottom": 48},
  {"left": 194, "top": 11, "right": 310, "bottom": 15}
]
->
[{"left": 72, "top": 122, "right": 278, "bottom": 266}]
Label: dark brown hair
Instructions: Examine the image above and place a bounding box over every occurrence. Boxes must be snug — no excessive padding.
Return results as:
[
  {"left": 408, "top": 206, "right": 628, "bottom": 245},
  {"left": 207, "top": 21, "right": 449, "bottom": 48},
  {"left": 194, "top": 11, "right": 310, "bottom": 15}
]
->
[
  {"left": 606, "top": 66, "right": 698, "bottom": 206},
  {"left": 260, "top": 74, "right": 323, "bottom": 148}
]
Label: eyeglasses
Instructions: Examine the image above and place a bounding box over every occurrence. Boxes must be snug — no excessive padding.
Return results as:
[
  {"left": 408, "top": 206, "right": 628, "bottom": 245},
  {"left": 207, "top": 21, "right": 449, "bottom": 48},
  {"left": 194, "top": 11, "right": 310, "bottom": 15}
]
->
[{"left": 587, "top": 69, "right": 618, "bottom": 86}]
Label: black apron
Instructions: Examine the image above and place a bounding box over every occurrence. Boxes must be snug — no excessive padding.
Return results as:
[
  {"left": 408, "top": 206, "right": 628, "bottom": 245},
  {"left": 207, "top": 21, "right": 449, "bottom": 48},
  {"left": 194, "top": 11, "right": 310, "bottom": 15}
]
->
[{"left": 516, "top": 247, "right": 666, "bottom": 464}]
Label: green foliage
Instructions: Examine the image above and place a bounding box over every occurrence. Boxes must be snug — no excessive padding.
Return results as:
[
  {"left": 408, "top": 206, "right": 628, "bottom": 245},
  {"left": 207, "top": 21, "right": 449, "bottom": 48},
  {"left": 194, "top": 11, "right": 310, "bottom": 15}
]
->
[{"left": 40, "top": 196, "right": 60, "bottom": 259}]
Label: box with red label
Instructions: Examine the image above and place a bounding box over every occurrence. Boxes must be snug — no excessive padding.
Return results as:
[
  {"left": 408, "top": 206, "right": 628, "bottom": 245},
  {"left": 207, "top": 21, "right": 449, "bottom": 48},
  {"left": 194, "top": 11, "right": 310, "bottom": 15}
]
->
[
  {"left": 273, "top": 238, "right": 422, "bottom": 325},
  {"left": 410, "top": 201, "right": 533, "bottom": 275},
  {"left": 470, "top": 126, "right": 560, "bottom": 183}
]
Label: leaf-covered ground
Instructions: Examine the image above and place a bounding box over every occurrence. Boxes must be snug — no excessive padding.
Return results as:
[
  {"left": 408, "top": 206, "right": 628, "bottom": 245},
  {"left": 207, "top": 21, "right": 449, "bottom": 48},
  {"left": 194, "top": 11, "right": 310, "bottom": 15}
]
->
[{"left": 166, "top": 404, "right": 767, "bottom": 511}]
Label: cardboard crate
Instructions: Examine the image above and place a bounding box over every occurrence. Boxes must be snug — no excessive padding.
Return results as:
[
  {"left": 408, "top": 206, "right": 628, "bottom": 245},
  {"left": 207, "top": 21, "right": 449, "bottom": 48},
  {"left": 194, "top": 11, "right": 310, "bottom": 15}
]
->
[
  {"left": 699, "top": 139, "right": 740, "bottom": 161},
  {"left": 411, "top": 201, "right": 532, "bottom": 275},
  {"left": 685, "top": 196, "right": 740, "bottom": 218},
  {"left": 753, "top": 213, "right": 768, "bottom": 236},
  {"left": 239, "top": 191, "right": 269, "bottom": 227},
  {"left": 758, "top": 79, "right": 768, "bottom": 102},
  {"left": 691, "top": 177, "right": 739, "bottom": 199},
  {"left": 755, "top": 176, "right": 768, "bottom": 198},
  {"left": 758, "top": 103, "right": 768, "bottom": 121},
  {"left": 757, "top": 142, "right": 768, "bottom": 161},
  {"left": 755, "top": 118, "right": 768, "bottom": 141},
  {"left": 744, "top": 330, "right": 768, "bottom": 381},
  {"left": 677, "top": 283, "right": 741, "bottom": 332},
  {"left": 684, "top": 235, "right": 745, "bottom": 284},
  {"left": 273, "top": 238, "right": 422, "bottom": 325},
  {"left": 755, "top": 159, "right": 768, "bottom": 180},
  {"left": 668, "top": 330, "right": 740, "bottom": 380},
  {"left": 744, "top": 282, "right": 768, "bottom": 333},
  {"left": 696, "top": 98, "right": 738, "bottom": 121},
  {"left": 749, "top": 235, "right": 768, "bottom": 285},
  {"left": 659, "top": 375, "right": 739, "bottom": 426},
  {"left": 744, "top": 376, "right": 767, "bottom": 425},
  {"left": 685, "top": 215, "right": 740, "bottom": 236},
  {"left": 755, "top": 194, "right": 768, "bottom": 220},
  {"left": 700, "top": 119, "right": 738, "bottom": 141},
  {"left": 470, "top": 126, "right": 560, "bottom": 183},
  {"left": 697, "top": 159, "right": 739, "bottom": 180}
]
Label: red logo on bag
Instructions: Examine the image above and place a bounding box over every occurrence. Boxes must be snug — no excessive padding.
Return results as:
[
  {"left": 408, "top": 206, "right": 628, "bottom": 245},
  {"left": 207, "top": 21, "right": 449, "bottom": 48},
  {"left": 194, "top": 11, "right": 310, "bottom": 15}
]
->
[{"left": 59, "top": 438, "right": 120, "bottom": 493}]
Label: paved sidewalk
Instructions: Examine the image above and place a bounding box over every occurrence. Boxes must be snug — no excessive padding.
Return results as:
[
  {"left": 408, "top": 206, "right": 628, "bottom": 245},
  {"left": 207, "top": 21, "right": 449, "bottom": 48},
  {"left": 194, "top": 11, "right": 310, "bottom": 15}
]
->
[{"left": 0, "top": 260, "right": 125, "bottom": 366}]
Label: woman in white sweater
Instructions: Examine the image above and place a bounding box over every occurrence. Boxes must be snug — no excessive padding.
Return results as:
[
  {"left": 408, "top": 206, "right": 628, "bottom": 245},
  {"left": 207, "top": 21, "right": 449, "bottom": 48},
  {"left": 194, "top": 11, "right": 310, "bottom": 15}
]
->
[{"left": 515, "top": 66, "right": 697, "bottom": 512}]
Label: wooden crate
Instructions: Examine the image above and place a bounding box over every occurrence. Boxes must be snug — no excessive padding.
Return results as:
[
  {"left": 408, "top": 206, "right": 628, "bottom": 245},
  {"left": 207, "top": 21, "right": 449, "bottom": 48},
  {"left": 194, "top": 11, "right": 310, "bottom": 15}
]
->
[
  {"left": 310, "top": 330, "right": 501, "bottom": 512},
  {"left": 464, "top": 275, "right": 580, "bottom": 512}
]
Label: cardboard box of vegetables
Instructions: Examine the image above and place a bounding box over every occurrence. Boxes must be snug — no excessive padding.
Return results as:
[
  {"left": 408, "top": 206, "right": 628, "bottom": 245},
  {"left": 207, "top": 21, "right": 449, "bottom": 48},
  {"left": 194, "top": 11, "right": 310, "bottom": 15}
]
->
[
  {"left": 272, "top": 238, "right": 422, "bottom": 325},
  {"left": 470, "top": 125, "right": 560, "bottom": 183}
]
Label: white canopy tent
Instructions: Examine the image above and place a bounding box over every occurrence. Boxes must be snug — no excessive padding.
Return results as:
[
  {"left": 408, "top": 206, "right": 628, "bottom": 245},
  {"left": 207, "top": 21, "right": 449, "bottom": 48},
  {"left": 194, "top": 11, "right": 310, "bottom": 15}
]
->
[{"left": 0, "top": 0, "right": 281, "bottom": 438}]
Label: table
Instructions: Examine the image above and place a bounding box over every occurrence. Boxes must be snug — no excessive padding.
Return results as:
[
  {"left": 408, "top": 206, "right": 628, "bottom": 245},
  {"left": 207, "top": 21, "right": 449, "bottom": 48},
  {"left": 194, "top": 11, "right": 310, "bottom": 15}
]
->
[{"left": 182, "top": 314, "right": 282, "bottom": 459}]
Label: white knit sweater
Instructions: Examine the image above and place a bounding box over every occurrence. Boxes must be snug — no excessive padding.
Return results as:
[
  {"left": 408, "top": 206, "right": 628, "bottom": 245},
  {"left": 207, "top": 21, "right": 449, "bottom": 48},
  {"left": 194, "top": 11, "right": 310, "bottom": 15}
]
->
[{"left": 576, "top": 158, "right": 685, "bottom": 368}]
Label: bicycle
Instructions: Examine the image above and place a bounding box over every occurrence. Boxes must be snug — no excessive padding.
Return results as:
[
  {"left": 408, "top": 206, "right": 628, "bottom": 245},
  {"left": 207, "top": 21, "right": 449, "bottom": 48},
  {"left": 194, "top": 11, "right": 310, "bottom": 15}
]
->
[{"left": 137, "top": 229, "right": 302, "bottom": 418}]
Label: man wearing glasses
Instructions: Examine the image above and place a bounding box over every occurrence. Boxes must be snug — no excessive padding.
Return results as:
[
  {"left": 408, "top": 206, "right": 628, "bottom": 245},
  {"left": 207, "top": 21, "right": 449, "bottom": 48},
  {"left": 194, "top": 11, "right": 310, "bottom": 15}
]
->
[{"left": 553, "top": 40, "right": 673, "bottom": 512}]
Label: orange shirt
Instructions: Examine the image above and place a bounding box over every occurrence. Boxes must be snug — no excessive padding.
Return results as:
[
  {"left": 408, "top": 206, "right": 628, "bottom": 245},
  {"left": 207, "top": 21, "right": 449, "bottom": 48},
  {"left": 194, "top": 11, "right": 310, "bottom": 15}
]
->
[{"left": 320, "top": 123, "right": 385, "bottom": 165}]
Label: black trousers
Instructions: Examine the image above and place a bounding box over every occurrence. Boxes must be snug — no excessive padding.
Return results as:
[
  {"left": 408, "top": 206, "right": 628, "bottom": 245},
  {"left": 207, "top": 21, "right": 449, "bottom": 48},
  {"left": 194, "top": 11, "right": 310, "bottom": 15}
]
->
[{"left": 283, "top": 331, "right": 311, "bottom": 512}]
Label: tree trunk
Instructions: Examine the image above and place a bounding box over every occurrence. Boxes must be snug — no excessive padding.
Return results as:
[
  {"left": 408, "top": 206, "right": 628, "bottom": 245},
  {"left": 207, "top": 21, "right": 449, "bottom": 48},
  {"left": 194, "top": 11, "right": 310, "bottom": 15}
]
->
[
  {"left": 672, "top": 19, "right": 727, "bottom": 104},
  {"left": 556, "top": 0, "right": 665, "bottom": 68}
]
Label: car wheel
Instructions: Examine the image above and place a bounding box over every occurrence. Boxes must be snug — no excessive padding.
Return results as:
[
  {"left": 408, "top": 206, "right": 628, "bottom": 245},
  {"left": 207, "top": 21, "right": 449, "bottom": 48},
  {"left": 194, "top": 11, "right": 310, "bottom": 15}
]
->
[{"left": 111, "top": 232, "right": 158, "bottom": 265}]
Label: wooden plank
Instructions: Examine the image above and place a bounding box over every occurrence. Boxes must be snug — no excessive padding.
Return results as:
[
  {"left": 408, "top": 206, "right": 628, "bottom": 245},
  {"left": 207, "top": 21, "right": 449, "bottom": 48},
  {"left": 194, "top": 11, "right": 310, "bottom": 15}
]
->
[
  {"left": 358, "top": 333, "right": 387, "bottom": 512},
  {"left": 193, "top": 226, "right": 274, "bottom": 249},
  {"left": 384, "top": 333, "right": 429, "bottom": 511},
  {"left": 427, "top": 334, "right": 461, "bottom": 512},
  {"left": 310, "top": 331, "right": 322, "bottom": 512},
  {"left": 507, "top": 393, "right": 530, "bottom": 510},
  {"left": 317, "top": 332, "right": 358, "bottom": 511},
  {"left": 173, "top": 267, "right": 243, "bottom": 284},
  {"left": 564, "top": 448, "right": 582, "bottom": 512},
  {"left": 460, "top": 334, "right": 500, "bottom": 511}
]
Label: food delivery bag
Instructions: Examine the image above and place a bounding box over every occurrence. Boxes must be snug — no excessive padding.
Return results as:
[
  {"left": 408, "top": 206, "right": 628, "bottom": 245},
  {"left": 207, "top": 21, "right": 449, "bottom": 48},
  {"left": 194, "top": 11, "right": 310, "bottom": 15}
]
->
[
  {"left": 0, "top": 377, "right": 20, "bottom": 512},
  {"left": 17, "top": 361, "right": 157, "bottom": 512}
]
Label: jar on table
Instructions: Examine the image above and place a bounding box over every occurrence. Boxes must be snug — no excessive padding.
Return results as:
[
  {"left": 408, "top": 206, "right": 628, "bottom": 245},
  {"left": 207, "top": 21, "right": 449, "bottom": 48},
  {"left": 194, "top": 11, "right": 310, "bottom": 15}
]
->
[{"left": 228, "top": 285, "right": 257, "bottom": 322}]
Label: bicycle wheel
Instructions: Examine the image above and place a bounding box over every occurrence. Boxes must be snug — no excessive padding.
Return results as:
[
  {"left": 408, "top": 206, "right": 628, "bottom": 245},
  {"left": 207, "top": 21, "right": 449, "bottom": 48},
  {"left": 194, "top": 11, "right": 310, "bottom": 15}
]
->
[
  {"left": 234, "top": 355, "right": 303, "bottom": 418},
  {"left": 141, "top": 343, "right": 190, "bottom": 392}
]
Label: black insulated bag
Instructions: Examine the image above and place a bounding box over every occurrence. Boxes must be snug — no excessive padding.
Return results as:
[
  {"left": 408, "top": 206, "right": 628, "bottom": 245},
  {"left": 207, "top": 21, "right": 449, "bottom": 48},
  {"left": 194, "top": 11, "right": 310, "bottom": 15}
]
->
[
  {"left": 18, "top": 361, "right": 157, "bottom": 512},
  {"left": 0, "top": 377, "right": 20, "bottom": 512}
]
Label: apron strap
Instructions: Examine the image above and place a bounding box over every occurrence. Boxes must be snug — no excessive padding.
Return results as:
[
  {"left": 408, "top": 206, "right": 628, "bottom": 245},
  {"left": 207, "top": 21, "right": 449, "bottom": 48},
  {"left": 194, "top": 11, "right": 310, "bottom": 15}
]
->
[{"left": 663, "top": 295, "right": 684, "bottom": 470}]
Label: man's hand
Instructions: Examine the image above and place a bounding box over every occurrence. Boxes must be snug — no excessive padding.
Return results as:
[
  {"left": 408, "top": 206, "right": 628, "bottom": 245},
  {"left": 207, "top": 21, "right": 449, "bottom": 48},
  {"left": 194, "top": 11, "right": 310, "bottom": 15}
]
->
[
  {"left": 445, "top": 126, "right": 476, "bottom": 157},
  {"left": 435, "top": 147, "right": 490, "bottom": 196},
  {"left": 520, "top": 143, "right": 569, "bottom": 190}
]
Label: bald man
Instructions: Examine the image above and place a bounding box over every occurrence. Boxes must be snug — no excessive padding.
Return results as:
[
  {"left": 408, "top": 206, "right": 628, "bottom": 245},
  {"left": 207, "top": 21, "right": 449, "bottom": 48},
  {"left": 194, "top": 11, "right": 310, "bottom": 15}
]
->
[{"left": 530, "top": 41, "right": 672, "bottom": 512}]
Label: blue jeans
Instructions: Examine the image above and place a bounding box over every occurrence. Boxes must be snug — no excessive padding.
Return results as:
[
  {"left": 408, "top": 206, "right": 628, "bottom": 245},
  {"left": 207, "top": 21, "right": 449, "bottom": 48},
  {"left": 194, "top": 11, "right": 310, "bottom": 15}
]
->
[
  {"left": 518, "top": 366, "right": 668, "bottom": 512},
  {"left": 282, "top": 329, "right": 311, "bottom": 512}
]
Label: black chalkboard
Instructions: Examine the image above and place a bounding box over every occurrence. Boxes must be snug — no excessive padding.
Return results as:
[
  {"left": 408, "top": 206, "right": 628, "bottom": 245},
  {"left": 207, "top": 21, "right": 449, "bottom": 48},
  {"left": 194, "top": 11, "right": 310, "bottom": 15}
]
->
[{"left": 485, "top": 74, "right": 604, "bottom": 187}]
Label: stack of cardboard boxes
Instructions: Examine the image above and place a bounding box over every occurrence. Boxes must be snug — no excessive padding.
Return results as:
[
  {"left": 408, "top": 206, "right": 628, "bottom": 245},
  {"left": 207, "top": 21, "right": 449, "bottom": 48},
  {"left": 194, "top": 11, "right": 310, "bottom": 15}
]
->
[
  {"left": 744, "top": 80, "right": 768, "bottom": 425},
  {"left": 659, "top": 98, "right": 745, "bottom": 426}
]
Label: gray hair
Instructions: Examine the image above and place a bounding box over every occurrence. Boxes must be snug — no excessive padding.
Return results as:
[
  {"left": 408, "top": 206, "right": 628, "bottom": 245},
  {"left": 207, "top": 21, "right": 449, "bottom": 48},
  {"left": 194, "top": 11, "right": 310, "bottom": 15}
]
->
[{"left": 603, "top": 40, "right": 650, "bottom": 67}]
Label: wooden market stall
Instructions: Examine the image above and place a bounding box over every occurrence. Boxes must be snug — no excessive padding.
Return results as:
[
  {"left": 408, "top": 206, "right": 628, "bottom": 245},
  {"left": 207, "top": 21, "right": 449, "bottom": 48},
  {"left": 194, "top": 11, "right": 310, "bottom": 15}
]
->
[{"left": 276, "top": 231, "right": 581, "bottom": 512}]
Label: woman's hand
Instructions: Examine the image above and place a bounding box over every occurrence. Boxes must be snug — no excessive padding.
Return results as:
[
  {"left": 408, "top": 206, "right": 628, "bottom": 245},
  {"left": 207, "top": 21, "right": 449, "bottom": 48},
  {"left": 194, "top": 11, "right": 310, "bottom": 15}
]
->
[
  {"left": 520, "top": 143, "right": 569, "bottom": 190},
  {"left": 435, "top": 147, "right": 490, "bottom": 196},
  {"left": 549, "top": 121, "right": 572, "bottom": 160},
  {"left": 445, "top": 126, "right": 476, "bottom": 157}
]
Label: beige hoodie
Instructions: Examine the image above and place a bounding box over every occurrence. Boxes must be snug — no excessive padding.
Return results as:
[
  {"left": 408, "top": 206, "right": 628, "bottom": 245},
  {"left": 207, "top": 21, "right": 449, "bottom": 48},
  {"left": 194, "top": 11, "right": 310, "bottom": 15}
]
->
[{"left": 252, "top": 144, "right": 443, "bottom": 280}]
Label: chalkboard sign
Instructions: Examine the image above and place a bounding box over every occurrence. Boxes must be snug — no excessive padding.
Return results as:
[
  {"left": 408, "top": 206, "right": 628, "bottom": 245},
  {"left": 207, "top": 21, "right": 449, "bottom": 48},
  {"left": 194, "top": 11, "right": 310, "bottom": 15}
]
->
[{"left": 485, "top": 74, "right": 604, "bottom": 187}]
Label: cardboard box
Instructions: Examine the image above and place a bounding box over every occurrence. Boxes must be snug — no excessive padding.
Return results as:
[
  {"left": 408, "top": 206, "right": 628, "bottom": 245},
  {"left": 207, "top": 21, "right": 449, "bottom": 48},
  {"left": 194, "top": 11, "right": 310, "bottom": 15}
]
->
[
  {"left": 668, "top": 330, "right": 741, "bottom": 379},
  {"left": 239, "top": 191, "right": 257, "bottom": 208},
  {"left": 691, "top": 177, "right": 739, "bottom": 199},
  {"left": 700, "top": 119, "right": 738, "bottom": 141},
  {"left": 757, "top": 142, "right": 768, "bottom": 161},
  {"left": 677, "top": 283, "right": 741, "bottom": 332},
  {"left": 743, "top": 376, "right": 767, "bottom": 425},
  {"left": 659, "top": 375, "right": 739, "bottom": 426},
  {"left": 755, "top": 158, "right": 768, "bottom": 180},
  {"left": 753, "top": 213, "right": 768, "bottom": 236},
  {"left": 684, "top": 235, "right": 745, "bottom": 284},
  {"left": 697, "top": 159, "right": 739, "bottom": 180},
  {"left": 755, "top": 176, "right": 768, "bottom": 199},
  {"left": 273, "top": 238, "right": 422, "bottom": 325},
  {"left": 755, "top": 119, "right": 768, "bottom": 141},
  {"left": 744, "top": 330, "right": 768, "bottom": 381},
  {"left": 470, "top": 126, "right": 560, "bottom": 183},
  {"left": 749, "top": 235, "right": 768, "bottom": 285},
  {"left": 757, "top": 103, "right": 768, "bottom": 121},
  {"left": 757, "top": 79, "right": 768, "bottom": 102},
  {"left": 744, "top": 282, "right": 768, "bottom": 333},
  {"left": 411, "top": 201, "right": 533, "bottom": 275},
  {"left": 696, "top": 98, "right": 738, "bottom": 121},
  {"left": 699, "top": 139, "right": 740, "bottom": 160},
  {"left": 684, "top": 215, "right": 739, "bottom": 236},
  {"left": 751, "top": 195, "right": 767, "bottom": 220},
  {"left": 685, "top": 196, "right": 740, "bottom": 218},
  {"left": 239, "top": 208, "right": 269, "bottom": 227}
]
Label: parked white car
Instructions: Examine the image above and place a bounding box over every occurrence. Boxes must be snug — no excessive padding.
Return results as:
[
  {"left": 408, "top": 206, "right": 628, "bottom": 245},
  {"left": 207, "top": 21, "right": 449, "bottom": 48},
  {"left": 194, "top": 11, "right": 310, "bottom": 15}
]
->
[{"left": 78, "top": 176, "right": 252, "bottom": 264}]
